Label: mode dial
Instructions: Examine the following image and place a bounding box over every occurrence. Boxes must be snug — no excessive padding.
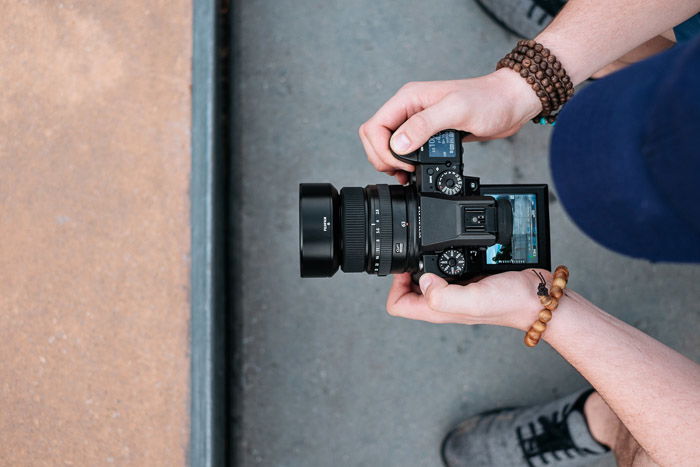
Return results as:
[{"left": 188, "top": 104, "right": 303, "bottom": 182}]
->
[
  {"left": 438, "top": 249, "right": 466, "bottom": 276},
  {"left": 436, "top": 170, "right": 463, "bottom": 196}
]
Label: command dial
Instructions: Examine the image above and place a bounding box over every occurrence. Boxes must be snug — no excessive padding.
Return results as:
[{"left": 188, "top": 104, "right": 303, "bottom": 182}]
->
[
  {"left": 436, "top": 170, "right": 463, "bottom": 196},
  {"left": 438, "top": 249, "right": 466, "bottom": 276}
]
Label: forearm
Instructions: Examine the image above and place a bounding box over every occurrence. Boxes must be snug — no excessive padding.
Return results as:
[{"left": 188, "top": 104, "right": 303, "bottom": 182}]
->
[
  {"left": 536, "top": 0, "right": 700, "bottom": 84},
  {"left": 538, "top": 290, "right": 700, "bottom": 464}
]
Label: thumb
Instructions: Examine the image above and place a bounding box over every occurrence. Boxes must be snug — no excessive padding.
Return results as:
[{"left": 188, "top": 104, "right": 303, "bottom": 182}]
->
[
  {"left": 389, "top": 95, "right": 465, "bottom": 155},
  {"left": 418, "top": 273, "right": 450, "bottom": 312}
]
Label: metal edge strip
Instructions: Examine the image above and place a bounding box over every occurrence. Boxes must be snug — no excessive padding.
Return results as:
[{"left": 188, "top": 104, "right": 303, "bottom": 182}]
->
[{"left": 190, "top": 0, "right": 232, "bottom": 465}]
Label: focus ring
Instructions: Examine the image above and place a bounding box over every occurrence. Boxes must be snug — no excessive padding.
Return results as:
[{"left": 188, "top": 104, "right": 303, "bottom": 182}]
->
[
  {"left": 340, "top": 187, "right": 367, "bottom": 272},
  {"left": 377, "top": 184, "right": 393, "bottom": 276}
]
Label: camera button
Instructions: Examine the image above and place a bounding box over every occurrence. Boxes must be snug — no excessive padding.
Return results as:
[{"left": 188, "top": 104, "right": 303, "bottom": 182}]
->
[{"left": 426, "top": 168, "right": 434, "bottom": 175}]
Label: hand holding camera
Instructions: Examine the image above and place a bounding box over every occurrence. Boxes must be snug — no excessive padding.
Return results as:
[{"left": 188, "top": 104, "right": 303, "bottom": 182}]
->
[
  {"left": 386, "top": 269, "right": 553, "bottom": 331},
  {"left": 358, "top": 69, "right": 543, "bottom": 182}
]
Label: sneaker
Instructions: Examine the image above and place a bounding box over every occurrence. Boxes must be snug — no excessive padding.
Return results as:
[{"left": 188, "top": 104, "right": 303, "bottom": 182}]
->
[
  {"left": 441, "top": 388, "right": 611, "bottom": 467},
  {"left": 474, "top": 0, "right": 568, "bottom": 38}
]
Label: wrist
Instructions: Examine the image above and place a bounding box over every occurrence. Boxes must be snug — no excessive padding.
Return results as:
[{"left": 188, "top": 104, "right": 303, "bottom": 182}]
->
[
  {"left": 541, "top": 289, "right": 600, "bottom": 345},
  {"left": 508, "top": 297, "right": 544, "bottom": 333},
  {"left": 490, "top": 68, "right": 543, "bottom": 122},
  {"left": 535, "top": 32, "right": 585, "bottom": 86}
]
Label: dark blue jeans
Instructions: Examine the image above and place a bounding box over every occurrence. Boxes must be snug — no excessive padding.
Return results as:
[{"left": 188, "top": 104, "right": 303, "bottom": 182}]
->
[{"left": 550, "top": 35, "right": 700, "bottom": 262}]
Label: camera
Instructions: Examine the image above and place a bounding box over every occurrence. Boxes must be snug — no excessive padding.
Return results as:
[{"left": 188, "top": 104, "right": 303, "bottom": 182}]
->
[{"left": 299, "top": 130, "right": 550, "bottom": 280}]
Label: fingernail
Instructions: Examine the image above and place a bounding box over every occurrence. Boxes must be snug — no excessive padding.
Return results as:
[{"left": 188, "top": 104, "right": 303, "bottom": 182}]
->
[
  {"left": 419, "top": 274, "right": 433, "bottom": 294},
  {"left": 391, "top": 133, "right": 410, "bottom": 153}
]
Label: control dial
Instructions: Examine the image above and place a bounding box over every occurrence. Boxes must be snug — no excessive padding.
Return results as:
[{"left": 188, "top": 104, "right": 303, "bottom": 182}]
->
[
  {"left": 436, "top": 170, "right": 463, "bottom": 196},
  {"left": 438, "top": 249, "right": 466, "bottom": 276}
]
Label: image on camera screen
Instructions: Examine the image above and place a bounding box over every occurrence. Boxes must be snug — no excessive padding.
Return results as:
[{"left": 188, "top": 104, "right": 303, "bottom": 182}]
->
[
  {"left": 486, "top": 193, "right": 539, "bottom": 265},
  {"left": 427, "top": 131, "right": 457, "bottom": 158}
]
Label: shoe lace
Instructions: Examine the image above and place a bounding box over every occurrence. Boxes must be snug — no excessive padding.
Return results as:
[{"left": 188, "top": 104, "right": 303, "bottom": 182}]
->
[{"left": 516, "top": 403, "right": 599, "bottom": 466}]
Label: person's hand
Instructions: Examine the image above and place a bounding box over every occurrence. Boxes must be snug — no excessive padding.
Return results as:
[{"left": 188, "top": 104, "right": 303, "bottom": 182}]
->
[
  {"left": 358, "top": 68, "right": 542, "bottom": 182},
  {"left": 386, "top": 269, "right": 552, "bottom": 331}
]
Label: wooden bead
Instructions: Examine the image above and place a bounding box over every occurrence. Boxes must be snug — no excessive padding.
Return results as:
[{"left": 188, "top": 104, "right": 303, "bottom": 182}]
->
[
  {"left": 550, "top": 286, "right": 563, "bottom": 299},
  {"left": 555, "top": 265, "right": 570, "bottom": 277},
  {"left": 535, "top": 71, "right": 544, "bottom": 80},
  {"left": 538, "top": 309, "right": 553, "bottom": 323},
  {"left": 532, "top": 320, "right": 547, "bottom": 333},
  {"left": 522, "top": 58, "right": 532, "bottom": 67},
  {"left": 539, "top": 295, "right": 553, "bottom": 307},
  {"left": 552, "top": 277, "right": 567, "bottom": 289},
  {"left": 527, "top": 39, "right": 536, "bottom": 48},
  {"left": 524, "top": 335, "right": 539, "bottom": 347},
  {"left": 544, "top": 296, "right": 559, "bottom": 311},
  {"left": 527, "top": 329, "right": 541, "bottom": 340}
]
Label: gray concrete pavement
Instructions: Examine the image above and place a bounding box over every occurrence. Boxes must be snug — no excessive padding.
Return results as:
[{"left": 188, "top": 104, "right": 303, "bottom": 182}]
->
[{"left": 234, "top": 1, "right": 700, "bottom": 465}]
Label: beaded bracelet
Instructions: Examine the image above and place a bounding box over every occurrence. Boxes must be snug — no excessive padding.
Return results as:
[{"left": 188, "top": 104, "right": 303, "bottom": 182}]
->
[
  {"left": 524, "top": 265, "right": 569, "bottom": 347},
  {"left": 496, "top": 40, "right": 574, "bottom": 125}
]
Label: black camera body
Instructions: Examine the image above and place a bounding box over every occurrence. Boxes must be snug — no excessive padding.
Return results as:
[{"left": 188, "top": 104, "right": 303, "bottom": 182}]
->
[{"left": 299, "top": 130, "right": 551, "bottom": 280}]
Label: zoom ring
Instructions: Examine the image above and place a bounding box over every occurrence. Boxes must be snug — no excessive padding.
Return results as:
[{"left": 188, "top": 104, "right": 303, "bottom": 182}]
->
[
  {"left": 377, "top": 184, "right": 393, "bottom": 276},
  {"left": 340, "top": 187, "right": 367, "bottom": 272}
]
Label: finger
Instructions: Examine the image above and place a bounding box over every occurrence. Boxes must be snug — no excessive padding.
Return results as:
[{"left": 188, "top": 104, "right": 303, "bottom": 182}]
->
[
  {"left": 394, "top": 171, "right": 409, "bottom": 185},
  {"left": 386, "top": 274, "right": 454, "bottom": 323},
  {"left": 359, "top": 124, "right": 395, "bottom": 173},
  {"left": 364, "top": 122, "right": 415, "bottom": 173},
  {"left": 390, "top": 94, "right": 467, "bottom": 155},
  {"left": 364, "top": 85, "right": 434, "bottom": 173},
  {"left": 370, "top": 81, "right": 441, "bottom": 132},
  {"left": 418, "top": 273, "right": 487, "bottom": 315}
]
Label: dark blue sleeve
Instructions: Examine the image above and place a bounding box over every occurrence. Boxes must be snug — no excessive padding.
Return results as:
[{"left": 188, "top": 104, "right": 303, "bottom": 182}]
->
[{"left": 550, "top": 35, "right": 700, "bottom": 263}]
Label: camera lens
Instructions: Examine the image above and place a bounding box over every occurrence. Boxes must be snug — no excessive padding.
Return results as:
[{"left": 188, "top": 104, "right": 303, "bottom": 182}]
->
[{"left": 299, "top": 183, "right": 418, "bottom": 277}]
